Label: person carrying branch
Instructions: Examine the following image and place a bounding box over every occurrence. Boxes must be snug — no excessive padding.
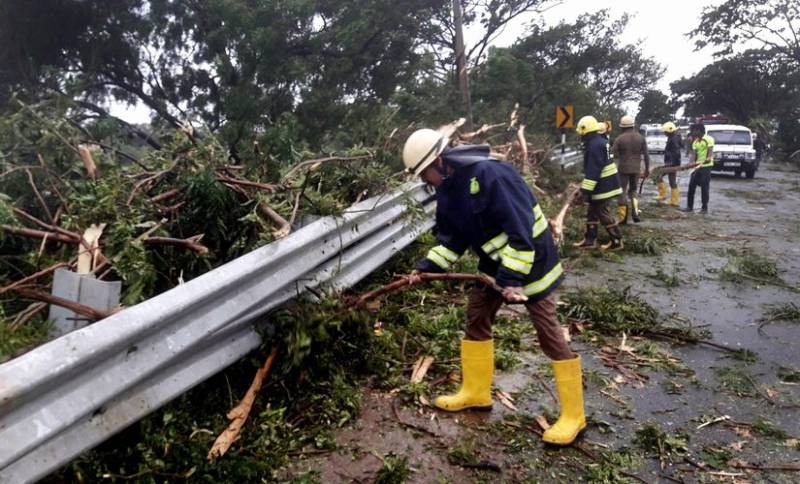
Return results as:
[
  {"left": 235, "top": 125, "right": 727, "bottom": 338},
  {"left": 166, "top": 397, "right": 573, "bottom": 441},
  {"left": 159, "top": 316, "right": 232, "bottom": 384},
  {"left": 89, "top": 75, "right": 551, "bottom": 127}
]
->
[
  {"left": 684, "top": 123, "right": 715, "bottom": 213},
  {"left": 574, "top": 115, "right": 624, "bottom": 250},
  {"left": 402, "top": 128, "right": 586, "bottom": 445}
]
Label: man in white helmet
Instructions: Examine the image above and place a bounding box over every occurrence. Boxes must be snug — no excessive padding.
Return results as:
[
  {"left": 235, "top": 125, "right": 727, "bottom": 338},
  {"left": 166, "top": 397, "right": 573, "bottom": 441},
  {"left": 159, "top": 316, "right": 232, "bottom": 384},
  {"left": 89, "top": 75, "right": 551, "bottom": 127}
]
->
[
  {"left": 611, "top": 115, "right": 650, "bottom": 223},
  {"left": 401, "top": 128, "right": 585, "bottom": 446}
]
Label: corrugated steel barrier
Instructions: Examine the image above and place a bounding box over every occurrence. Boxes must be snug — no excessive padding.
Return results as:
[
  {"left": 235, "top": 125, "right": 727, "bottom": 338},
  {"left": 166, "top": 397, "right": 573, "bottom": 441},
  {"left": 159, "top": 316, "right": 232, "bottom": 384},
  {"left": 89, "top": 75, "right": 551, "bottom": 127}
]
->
[{"left": 0, "top": 183, "right": 435, "bottom": 483}]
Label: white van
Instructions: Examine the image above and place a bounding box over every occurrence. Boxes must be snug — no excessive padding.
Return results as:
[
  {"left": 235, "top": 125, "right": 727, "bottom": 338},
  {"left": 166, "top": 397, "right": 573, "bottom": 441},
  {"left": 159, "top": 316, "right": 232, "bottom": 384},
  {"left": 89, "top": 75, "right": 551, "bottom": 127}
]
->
[
  {"left": 704, "top": 124, "right": 758, "bottom": 178},
  {"left": 642, "top": 124, "right": 667, "bottom": 153}
]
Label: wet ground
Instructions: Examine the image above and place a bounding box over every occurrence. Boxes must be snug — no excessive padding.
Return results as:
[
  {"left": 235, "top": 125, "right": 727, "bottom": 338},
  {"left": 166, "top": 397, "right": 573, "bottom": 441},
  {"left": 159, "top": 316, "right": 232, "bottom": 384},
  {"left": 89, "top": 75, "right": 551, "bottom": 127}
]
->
[{"left": 286, "top": 160, "right": 800, "bottom": 483}]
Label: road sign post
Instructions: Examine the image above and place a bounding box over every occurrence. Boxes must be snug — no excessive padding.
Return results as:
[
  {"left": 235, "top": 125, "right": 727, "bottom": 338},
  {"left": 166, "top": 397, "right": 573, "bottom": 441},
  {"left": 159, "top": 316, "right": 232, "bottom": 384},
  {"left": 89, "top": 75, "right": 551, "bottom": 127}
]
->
[{"left": 556, "top": 105, "right": 573, "bottom": 169}]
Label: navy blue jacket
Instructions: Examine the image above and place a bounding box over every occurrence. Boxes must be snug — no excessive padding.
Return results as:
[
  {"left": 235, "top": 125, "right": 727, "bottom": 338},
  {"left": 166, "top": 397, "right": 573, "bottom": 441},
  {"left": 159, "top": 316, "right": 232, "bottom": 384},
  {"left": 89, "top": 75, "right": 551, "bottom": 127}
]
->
[
  {"left": 415, "top": 145, "right": 563, "bottom": 301},
  {"left": 664, "top": 132, "right": 683, "bottom": 166},
  {"left": 580, "top": 133, "right": 623, "bottom": 201}
]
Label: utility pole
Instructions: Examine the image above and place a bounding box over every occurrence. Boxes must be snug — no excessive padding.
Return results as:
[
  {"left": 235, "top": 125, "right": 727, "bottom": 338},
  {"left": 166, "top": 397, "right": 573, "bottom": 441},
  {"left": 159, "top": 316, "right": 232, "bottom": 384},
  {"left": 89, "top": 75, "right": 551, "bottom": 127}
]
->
[{"left": 452, "top": 0, "right": 473, "bottom": 130}]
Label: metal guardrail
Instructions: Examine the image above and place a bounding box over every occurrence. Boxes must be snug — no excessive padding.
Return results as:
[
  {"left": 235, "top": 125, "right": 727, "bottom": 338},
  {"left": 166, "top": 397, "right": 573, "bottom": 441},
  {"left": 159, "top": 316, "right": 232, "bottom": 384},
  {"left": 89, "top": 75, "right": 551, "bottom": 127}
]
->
[
  {"left": 0, "top": 183, "right": 435, "bottom": 483},
  {"left": 559, "top": 148, "right": 582, "bottom": 168}
]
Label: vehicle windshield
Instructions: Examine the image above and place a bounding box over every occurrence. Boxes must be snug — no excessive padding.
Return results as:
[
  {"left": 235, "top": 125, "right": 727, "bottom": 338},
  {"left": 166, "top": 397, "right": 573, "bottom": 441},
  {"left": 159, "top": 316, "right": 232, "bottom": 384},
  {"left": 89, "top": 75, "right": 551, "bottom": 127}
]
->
[
  {"left": 708, "top": 130, "right": 752, "bottom": 145},
  {"left": 646, "top": 129, "right": 666, "bottom": 137}
]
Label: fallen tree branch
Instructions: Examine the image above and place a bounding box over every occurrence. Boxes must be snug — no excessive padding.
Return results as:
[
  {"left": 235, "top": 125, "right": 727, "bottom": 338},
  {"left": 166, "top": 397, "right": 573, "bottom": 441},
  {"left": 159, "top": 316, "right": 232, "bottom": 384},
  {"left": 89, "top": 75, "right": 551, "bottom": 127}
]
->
[
  {"left": 459, "top": 123, "right": 505, "bottom": 142},
  {"left": 729, "top": 462, "right": 800, "bottom": 472},
  {"left": 216, "top": 174, "right": 278, "bottom": 192},
  {"left": 257, "top": 202, "right": 291, "bottom": 238},
  {"left": 144, "top": 235, "right": 209, "bottom": 254},
  {"left": 25, "top": 169, "right": 54, "bottom": 223},
  {"left": 346, "top": 272, "right": 500, "bottom": 311},
  {"left": 0, "top": 261, "right": 69, "bottom": 296},
  {"left": 14, "top": 287, "right": 113, "bottom": 320},
  {"left": 280, "top": 154, "right": 374, "bottom": 182},
  {"left": 1, "top": 225, "right": 77, "bottom": 244},
  {"left": 9, "top": 302, "right": 48, "bottom": 331},
  {"left": 549, "top": 183, "right": 581, "bottom": 245},
  {"left": 208, "top": 347, "right": 279, "bottom": 461},
  {"left": 147, "top": 187, "right": 183, "bottom": 204}
]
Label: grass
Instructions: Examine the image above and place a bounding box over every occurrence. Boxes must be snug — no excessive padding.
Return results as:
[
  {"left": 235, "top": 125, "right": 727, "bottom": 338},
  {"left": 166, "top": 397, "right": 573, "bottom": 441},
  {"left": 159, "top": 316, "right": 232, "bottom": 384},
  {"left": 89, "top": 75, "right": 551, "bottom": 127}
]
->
[{"left": 584, "top": 449, "right": 642, "bottom": 484}]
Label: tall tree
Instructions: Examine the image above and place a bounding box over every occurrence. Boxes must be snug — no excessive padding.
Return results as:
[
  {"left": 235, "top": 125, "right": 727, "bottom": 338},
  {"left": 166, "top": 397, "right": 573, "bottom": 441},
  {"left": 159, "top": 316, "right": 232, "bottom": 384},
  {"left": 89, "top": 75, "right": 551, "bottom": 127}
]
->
[
  {"left": 691, "top": 0, "right": 800, "bottom": 67},
  {"left": 636, "top": 90, "right": 677, "bottom": 125}
]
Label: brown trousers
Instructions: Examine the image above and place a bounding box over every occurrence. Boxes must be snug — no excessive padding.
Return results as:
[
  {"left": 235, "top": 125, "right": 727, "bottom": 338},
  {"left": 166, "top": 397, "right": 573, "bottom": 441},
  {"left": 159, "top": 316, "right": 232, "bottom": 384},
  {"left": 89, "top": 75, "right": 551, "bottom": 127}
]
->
[
  {"left": 617, "top": 173, "right": 639, "bottom": 205},
  {"left": 464, "top": 285, "right": 575, "bottom": 361}
]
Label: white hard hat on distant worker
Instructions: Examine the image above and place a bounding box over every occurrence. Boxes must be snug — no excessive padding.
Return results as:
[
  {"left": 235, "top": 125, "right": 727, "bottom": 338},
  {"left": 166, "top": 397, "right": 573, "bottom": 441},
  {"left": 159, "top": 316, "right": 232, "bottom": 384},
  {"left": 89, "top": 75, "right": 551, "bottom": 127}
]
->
[
  {"left": 661, "top": 122, "right": 677, "bottom": 133},
  {"left": 575, "top": 115, "right": 601, "bottom": 135},
  {"left": 403, "top": 129, "right": 449, "bottom": 176},
  {"left": 619, "top": 115, "right": 635, "bottom": 128}
]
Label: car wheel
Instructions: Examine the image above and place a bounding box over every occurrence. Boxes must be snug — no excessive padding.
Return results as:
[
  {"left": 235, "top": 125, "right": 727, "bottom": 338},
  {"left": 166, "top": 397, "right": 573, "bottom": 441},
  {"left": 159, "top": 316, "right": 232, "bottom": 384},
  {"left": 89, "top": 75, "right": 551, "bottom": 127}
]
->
[
  {"left": 734, "top": 169, "right": 742, "bottom": 178},
  {"left": 745, "top": 168, "right": 755, "bottom": 179}
]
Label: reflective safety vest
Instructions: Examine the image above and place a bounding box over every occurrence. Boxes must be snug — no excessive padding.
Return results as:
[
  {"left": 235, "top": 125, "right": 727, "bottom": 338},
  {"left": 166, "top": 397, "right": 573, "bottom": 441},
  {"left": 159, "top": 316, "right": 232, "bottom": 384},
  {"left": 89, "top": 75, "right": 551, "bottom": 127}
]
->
[
  {"left": 580, "top": 133, "right": 623, "bottom": 201},
  {"left": 416, "top": 158, "right": 563, "bottom": 301},
  {"left": 692, "top": 134, "right": 715, "bottom": 168}
]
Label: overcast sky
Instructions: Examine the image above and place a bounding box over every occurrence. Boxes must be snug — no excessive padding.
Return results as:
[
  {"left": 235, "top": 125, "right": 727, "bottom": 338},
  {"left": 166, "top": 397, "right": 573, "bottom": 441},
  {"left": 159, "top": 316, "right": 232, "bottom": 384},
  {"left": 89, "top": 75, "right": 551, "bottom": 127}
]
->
[{"left": 111, "top": 0, "right": 724, "bottom": 123}]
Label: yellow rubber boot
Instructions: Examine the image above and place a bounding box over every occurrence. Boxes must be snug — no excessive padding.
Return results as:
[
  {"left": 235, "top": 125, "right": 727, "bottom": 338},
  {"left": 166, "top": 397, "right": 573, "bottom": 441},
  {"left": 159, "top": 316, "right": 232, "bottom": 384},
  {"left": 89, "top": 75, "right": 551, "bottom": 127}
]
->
[
  {"left": 631, "top": 198, "right": 641, "bottom": 223},
  {"left": 655, "top": 181, "right": 667, "bottom": 201},
  {"left": 434, "top": 339, "right": 493, "bottom": 411},
  {"left": 616, "top": 204, "right": 628, "bottom": 225},
  {"left": 543, "top": 357, "right": 587, "bottom": 445},
  {"left": 669, "top": 188, "right": 680, "bottom": 207}
]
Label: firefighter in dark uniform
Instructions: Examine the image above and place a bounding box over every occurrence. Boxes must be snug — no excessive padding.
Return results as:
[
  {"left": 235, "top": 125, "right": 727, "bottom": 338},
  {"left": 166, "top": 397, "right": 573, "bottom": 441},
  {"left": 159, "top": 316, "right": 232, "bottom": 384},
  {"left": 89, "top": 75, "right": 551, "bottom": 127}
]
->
[
  {"left": 574, "top": 116, "right": 624, "bottom": 250},
  {"left": 402, "top": 128, "right": 586, "bottom": 445},
  {"left": 685, "top": 123, "right": 715, "bottom": 213},
  {"left": 658, "top": 122, "right": 683, "bottom": 207}
]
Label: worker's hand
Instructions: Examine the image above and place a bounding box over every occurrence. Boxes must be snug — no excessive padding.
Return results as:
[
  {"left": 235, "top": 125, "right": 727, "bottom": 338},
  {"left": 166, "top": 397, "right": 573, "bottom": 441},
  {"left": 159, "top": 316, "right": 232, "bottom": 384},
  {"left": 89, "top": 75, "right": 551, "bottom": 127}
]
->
[
  {"left": 642, "top": 169, "right": 650, "bottom": 179},
  {"left": 406, "top": 270, "right": 422, "bottom": 285},
  {"left": 501, "top": 286, "right": 529, "bottom": 303}
]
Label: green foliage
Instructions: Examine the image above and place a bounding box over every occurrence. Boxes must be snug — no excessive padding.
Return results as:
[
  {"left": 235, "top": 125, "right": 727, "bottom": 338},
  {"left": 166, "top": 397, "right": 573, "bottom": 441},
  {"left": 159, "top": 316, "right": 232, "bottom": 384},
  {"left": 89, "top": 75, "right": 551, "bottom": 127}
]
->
[
  {"left": 560, "top": 287, "right": 660, "bottom": 336},
  {"left": 375, "top": 453, "right": 411, "bottom": 484},
  {"left": 634, "top": 424, "right": 689, "bottom": 459},
  {"left": 636, "top": 90, "right": 678, "bottom": 125},
  {"left": 623, "top": 227, "right": 675, "bottom": 256},
  {"left": 719, "top": 246, "right": 783, "bottom": 286},
  {"left": 764, "top": 302, "right": 800, "bottom": 322},
  {"left": 715, "top": 366, "right": 757, "bottom": 397},
  {"left": 751, "top": 418, "right": 789, "bottom": 440},
  {"left": 585, "top": 448, "right": 641, "bottom": 483},
  {"left": 0, "top": 313, "right": 52, "bottom": 362}
]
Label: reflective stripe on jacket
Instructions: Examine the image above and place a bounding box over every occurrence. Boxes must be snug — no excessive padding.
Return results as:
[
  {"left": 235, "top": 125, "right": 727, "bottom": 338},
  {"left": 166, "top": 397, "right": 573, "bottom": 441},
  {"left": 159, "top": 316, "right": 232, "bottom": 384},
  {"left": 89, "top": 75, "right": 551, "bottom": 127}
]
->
[
  {"left": 581, "top": 133, "right": 623, "bottom": 201},
  {"left": 415, "top": 157, "right": 563, "bottom": 300}
]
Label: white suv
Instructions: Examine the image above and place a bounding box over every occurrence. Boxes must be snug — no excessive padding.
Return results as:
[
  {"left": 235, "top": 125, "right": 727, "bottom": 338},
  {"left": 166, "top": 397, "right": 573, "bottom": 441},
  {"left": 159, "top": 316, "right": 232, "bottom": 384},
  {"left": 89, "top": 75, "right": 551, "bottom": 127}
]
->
[
  {"left": 643, "top": 124, "right": 667, "bottom": 153},
  {"left": 704, "top": 124, "right": 758, "bottom": 178}
]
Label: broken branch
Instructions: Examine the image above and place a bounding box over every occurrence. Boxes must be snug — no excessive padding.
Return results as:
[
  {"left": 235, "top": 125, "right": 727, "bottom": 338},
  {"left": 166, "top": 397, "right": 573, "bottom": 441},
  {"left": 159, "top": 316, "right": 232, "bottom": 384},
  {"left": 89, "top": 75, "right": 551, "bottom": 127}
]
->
[
  {"left": 208, "top": 347, "right": 279, "bottom": 461},
  {"left": 144, "top": 235, "right": 209, "bottom": 254},
  {"left": 14, "top": 287, "right": 113, "bottom": 320},
  {"left": 549, "top": 183, "right": 581, "bottom": 245}
]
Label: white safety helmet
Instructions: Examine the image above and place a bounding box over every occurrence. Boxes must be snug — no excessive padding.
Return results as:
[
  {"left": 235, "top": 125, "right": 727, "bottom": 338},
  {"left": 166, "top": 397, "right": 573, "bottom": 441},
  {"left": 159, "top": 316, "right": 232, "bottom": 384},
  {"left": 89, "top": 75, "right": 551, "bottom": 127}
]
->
[
  {"left": 402, "top": 129, "right": 449, "bottom": 176},
  {"left": 620, "top": 115, "right": 635, "bottom": 128}
]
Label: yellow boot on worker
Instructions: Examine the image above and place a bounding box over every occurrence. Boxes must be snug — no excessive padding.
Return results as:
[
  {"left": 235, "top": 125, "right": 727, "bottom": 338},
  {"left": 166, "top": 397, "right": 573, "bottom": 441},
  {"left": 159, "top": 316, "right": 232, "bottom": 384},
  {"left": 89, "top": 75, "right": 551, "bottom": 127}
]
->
[
  {"left": 434, "top": 339, "right": 494, "bottom": 412},
  {"left": 617, "top": 204, "right": 628, "bottom": 225},
  {"left": 542, "top": 356, "right": 587, "bottom": 445},
  {"left": 669, "top": 188, "right": 680, "bottom": 207},
  {"left": 631, "top": 198, "right": 641, "bottom": 223},
  {"left": 655, "top": 181, "right": 667, "bottom": 201}
]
